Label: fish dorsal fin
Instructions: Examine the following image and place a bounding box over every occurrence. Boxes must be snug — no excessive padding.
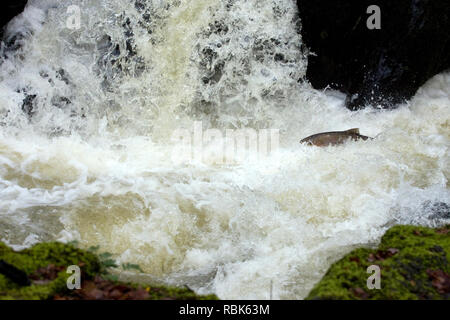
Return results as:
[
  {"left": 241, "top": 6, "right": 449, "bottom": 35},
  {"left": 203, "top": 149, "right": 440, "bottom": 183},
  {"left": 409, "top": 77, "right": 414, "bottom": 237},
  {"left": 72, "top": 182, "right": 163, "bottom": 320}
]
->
[{"left": 345, "top": 128, "right": 360, "bottom": 134}]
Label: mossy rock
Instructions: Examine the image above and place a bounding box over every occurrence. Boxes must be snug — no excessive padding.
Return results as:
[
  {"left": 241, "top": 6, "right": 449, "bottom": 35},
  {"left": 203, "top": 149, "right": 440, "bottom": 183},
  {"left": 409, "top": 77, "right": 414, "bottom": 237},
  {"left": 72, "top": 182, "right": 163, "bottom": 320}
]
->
[
  {"left": 0, "top": 242, "right": 101, "bottom": 300},
  {"left": 306, "top": 225, "right": 450, "bottom": 300},
  {"left": 0, "top": 242, "right": 218, "bottom": 300}
]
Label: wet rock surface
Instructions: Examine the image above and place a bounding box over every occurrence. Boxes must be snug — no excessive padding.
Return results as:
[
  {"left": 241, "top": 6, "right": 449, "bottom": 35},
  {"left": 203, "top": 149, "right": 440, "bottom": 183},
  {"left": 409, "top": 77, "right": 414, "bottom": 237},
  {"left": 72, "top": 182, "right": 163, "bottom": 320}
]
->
[
  {"left": 1, "top": 1, "right": 28, "bottom": 40},
  {"left": 297, "top": 0, "right": 450, "bottom": 110}
]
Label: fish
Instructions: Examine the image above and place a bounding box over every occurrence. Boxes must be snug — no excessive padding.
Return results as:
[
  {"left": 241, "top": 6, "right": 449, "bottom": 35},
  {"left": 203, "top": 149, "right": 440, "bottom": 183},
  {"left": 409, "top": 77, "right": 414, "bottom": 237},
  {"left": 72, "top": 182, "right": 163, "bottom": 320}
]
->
[{"left": 299, "top": 128, "right": 371, "bottom": 146}]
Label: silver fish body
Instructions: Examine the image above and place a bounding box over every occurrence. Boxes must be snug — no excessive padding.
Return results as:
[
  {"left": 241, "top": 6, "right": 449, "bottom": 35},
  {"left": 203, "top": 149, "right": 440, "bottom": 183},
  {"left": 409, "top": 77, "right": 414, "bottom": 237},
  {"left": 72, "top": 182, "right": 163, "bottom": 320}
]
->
[{"left": 300, "top": 128, "right": 371, "bottom": 146}]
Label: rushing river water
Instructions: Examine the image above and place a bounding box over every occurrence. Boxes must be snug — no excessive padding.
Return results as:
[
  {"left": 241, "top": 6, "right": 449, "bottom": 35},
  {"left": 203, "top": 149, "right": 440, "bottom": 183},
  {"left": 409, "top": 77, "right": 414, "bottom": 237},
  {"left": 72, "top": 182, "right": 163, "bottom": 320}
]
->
[{"left": 0, "top": 0, "right": 448, "bottom": 299}]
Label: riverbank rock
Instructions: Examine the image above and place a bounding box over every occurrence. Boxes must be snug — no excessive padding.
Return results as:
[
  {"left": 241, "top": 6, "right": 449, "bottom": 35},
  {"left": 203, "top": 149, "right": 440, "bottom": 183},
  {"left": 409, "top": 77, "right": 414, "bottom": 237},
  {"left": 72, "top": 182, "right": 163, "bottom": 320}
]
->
[
  {"left": 0, "top": 241, "right": 217, "bottom": 300},
  {"left": 297, "top": 0, "right": 450, "bottom": 110},
  {"left": 306, "top": 225, "right": 450, "bottom": 300},
  {"left": 1, "top": 0, "right": 28, "bottom": 40}
]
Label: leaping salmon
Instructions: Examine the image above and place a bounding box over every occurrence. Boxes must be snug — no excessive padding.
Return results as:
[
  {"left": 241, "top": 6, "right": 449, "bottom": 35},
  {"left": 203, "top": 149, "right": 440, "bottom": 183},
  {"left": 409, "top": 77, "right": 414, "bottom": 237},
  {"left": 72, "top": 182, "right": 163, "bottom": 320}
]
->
[{"left": 299, "top": 128, "right": 371, "bottom": 146}]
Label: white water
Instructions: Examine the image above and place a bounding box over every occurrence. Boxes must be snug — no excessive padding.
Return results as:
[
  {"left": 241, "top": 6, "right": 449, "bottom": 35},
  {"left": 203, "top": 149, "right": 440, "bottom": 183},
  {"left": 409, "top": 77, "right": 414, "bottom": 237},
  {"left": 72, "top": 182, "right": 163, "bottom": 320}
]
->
[{"left": 0, "top": 0, "right": 448, "bottom": 299}]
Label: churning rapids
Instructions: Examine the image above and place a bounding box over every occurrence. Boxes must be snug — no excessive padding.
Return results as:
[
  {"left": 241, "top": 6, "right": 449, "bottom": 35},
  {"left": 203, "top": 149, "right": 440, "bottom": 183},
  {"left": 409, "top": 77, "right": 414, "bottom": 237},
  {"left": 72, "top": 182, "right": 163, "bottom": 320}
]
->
[{"left": 0, "top": 0, "right": 449, "bottom": 299}]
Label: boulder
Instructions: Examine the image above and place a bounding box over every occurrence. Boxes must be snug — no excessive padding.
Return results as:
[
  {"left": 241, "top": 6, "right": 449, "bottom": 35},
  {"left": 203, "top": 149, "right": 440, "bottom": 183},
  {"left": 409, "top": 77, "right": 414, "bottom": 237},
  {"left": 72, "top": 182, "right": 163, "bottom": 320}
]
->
[
  {"left": 0, "top": 241, "right": 218, "bottom": 300},
  {"left": 297, "top": 0, "right": 450, "bottom": 110},
  {"left": 306, "top": 225, "right": 450, "bottom": 300},
  {"left": 0, "top": 0, "right": 28, "bottom": 40}
]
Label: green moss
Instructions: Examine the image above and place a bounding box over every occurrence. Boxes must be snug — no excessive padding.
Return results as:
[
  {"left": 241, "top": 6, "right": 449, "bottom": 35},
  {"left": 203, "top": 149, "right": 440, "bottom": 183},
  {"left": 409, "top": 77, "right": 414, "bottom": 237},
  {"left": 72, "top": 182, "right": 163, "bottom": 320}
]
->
[
  {"left": 0, "top": 272, "right": 70, "bottom": 300},
  {"left": 0, "top": 242, "right": 101, "bottom": 300},
  {"left": 0, "top": 242, "right": 218, "bottom": 300},
  {"left": 306, "top": 225, "right": 450, "bottom": 300},
  {"left": 0, "top": 242, "right": 100, "bottom": 275}
]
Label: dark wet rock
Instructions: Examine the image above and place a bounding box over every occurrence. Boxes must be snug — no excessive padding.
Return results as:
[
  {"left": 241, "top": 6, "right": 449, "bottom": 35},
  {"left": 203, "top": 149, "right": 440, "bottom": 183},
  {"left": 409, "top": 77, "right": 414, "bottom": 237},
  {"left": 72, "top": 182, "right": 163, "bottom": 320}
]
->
[
  {"left": 22, "top": 94, "right": 37, "bottom": 117},
  {"left": 0, "top": 259, "right": 31, "bottom": 286},
  {"left": 0, "top": 1, "right": 28, "bottom": 40},
  {"left": 95, "top": 12, "right": 148, "bottom": 87},
  {"left": 3, "top": 34, "right": 24, "bottom": 53},
  {"left": 297, "top": 0, "right": 450, "bottom": 110}
]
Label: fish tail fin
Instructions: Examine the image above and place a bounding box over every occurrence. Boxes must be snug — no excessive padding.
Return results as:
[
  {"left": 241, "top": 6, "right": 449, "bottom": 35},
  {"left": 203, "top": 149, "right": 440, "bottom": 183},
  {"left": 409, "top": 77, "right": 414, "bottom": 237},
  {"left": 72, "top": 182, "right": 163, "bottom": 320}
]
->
[{"left": 346, "top": 128, "right": 360, "bottom": 134}]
